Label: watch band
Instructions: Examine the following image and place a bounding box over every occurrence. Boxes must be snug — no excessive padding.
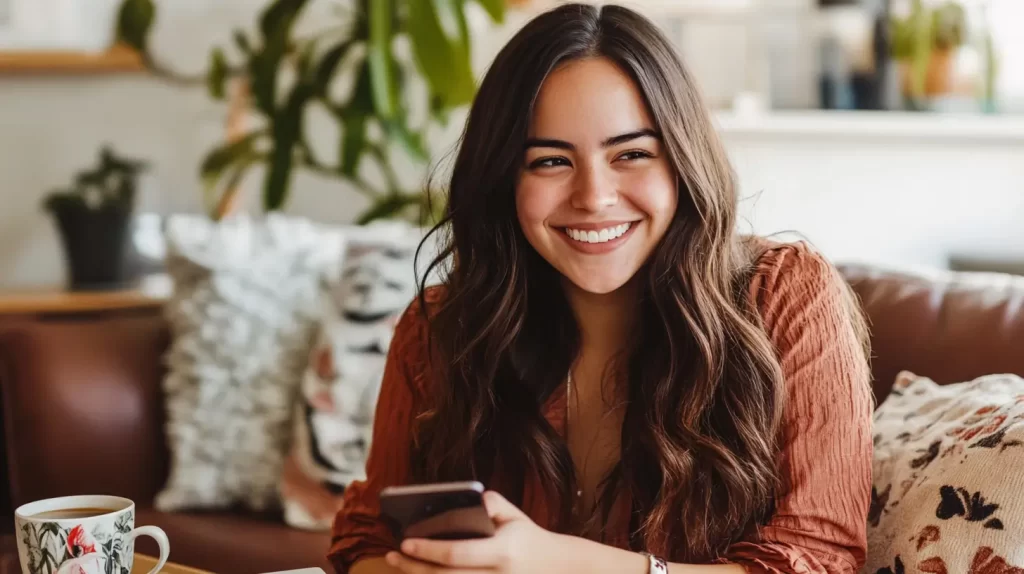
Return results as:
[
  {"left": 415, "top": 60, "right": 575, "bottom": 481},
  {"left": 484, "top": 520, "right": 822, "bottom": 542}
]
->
[{"left": 641, "top": 552, "right": 669, "bottom": 574}]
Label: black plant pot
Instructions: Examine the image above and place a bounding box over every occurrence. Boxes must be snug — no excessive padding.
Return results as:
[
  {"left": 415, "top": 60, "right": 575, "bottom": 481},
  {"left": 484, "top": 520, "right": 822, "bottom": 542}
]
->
[{"left": 51, "top": 202, "right": 133, "bottom": 291}]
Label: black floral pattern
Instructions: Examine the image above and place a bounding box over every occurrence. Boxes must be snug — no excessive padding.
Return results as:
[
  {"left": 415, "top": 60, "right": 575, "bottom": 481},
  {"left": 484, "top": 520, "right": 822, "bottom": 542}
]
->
[
  {"left": 970, "top": 428, "right": 1024, "bottom": 452},
  {"left": 936, "top": 486, "right": 1003, "bottom": 529},
  {"left": 876, "top": 555, "right": 905, "bottom": 574},
  {"left": 869, "top": 484, "right": 891, "bottom": 527},
  {"left": 911, "top": 441, "right": 941, "bottom": 469}
]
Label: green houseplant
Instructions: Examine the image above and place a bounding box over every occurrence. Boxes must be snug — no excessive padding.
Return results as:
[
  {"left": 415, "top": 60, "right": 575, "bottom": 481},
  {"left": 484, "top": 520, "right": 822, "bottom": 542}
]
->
[
  {"left": 43, "top": 146, "right": 149, "bottom": 290},
  {"left": 115, "top": 0, "right": 505, "bottom": 224},
  {"left": 890, "top": 0, "right": 966, "bottom": 107}
]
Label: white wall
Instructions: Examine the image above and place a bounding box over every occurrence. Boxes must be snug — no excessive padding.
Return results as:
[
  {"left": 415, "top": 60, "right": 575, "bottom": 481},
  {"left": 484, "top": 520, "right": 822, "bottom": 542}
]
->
[
  {"left": 722, "top": 112, "right": 1024, "bottom": 271},
  {"left": 2, "top": 2, "right": 1022, "bottom": 289}
]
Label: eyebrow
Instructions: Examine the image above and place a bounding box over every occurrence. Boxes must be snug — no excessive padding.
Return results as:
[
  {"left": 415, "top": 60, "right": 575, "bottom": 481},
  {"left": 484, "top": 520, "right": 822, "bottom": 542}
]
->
[{"left": 524, "top": 128, "right": 660, "bottom": 151}]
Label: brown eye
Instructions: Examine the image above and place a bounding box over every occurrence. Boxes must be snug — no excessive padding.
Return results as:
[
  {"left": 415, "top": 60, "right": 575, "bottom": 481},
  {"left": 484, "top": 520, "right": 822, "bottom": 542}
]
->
[
  {"left": 529, "top": 156, "right": 571, "bottom": 169},
  {"left": 618, "top": 150, "right": 653, "bottom": 162}
]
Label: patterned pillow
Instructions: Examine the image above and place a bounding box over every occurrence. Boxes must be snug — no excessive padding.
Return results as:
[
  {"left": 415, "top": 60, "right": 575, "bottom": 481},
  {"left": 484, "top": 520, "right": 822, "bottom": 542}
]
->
[
  {"left": 280, "top": 221, "right": 426, "bottom": 530},
  {"left": 866, "top": 371, "right": 1024, "bottom": 574},
  {"left": 155, "top": 214, "right": 344, "bottom": 512}
]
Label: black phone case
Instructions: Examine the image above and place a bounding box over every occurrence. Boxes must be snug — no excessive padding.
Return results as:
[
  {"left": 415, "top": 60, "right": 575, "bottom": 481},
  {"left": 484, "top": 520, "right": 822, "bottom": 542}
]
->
[{"left": 380, "top": 488, "right": 495, "bottom": 541}]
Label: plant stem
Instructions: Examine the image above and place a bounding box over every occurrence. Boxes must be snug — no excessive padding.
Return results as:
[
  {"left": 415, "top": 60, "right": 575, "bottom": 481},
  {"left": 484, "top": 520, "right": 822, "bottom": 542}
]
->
[
  {"left": 141, "top": 54, "right": 208, "bottom": 87},
  {"left": 299, "top": 142, "right": 382, "bottom": 198}
]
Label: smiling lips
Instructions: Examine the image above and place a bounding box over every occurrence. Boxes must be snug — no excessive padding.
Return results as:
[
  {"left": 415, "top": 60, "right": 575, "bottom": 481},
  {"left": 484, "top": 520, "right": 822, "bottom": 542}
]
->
[{"left": 559, "top": 221, "right": 637, "bottom": 254}]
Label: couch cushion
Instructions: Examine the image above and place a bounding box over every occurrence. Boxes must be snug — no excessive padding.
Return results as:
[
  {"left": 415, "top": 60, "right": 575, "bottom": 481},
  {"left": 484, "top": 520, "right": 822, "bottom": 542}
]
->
[
  {"left": 134, "top": 508, "right": 332, "bottom": 574},
  {"left": 839, "top": 264, "right": 1024, "bottom": 401},
  {"left": 865, "top": 371, "right": 1024, "bottom": 573},
  {"left": 156, "top": 214, "right": 344, "bottom": 513}
]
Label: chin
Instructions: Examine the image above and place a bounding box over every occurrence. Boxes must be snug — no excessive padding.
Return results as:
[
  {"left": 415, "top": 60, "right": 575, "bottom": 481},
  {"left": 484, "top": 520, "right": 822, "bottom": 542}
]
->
[{"left": 563, "top": 271, "right": 637, "bottom": 296}]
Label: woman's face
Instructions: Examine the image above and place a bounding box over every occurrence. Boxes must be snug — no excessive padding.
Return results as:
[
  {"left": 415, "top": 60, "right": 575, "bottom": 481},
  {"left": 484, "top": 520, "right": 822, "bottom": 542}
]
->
[{"left": 516, "top": 57, "right": 678, "bottom": 295}]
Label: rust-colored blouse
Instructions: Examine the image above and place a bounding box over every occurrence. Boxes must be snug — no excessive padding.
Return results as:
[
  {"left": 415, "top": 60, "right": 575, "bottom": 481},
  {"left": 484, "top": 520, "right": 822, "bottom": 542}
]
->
[{"left": 329, "top": 242, "right": 873, "bottom": 573}]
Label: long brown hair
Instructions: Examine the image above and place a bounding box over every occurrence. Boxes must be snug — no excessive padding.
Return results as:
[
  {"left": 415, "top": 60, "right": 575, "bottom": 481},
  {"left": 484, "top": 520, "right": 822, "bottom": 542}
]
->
[{"left": 413, "top": 3, "right": 864, "bottom": 563}]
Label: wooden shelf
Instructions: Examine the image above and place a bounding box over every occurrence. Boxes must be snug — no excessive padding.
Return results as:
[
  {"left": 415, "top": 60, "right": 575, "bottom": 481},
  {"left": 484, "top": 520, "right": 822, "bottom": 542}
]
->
[
  {"left": 0, "top": 44, "right": 144, "bottom": 74},
  {"left": 0, "top": 275, "right": 170, "bottom": 316}
]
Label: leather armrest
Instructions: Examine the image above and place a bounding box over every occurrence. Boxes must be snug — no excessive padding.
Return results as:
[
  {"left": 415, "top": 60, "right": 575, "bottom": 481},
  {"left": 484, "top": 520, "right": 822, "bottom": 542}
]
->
[
  {"left": 0, "top": 312, "right": 171, "bottom": 509},
  {"left": 840, "top": 263, "right": 1024, "bottom": 401}
]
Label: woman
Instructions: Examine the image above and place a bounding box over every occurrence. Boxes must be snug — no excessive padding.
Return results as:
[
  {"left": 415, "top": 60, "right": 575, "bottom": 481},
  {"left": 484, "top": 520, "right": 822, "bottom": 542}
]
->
[{"left": 330, "top": 3, "right": 872, "bottom": 574}]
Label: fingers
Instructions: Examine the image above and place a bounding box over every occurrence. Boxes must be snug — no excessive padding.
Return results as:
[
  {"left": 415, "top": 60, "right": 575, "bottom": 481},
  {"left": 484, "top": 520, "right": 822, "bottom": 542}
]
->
[
  {"left": 482, "top": 491, "right": 527, "bottom": 524},
  {"left": 399, "top": 537, "right": 506, "bottom": 569},
  {"left": 385, "top": 550, "right": 493, "bottom": 574}
]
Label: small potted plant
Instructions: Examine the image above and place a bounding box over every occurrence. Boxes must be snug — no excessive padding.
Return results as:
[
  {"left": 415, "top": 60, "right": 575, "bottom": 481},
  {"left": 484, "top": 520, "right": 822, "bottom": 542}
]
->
[
  {"left": 43, "top": 146, "right": 149, "bottom": 290},
  {"left": 891, "top": 0, "right": 967, "bottom": 108}
]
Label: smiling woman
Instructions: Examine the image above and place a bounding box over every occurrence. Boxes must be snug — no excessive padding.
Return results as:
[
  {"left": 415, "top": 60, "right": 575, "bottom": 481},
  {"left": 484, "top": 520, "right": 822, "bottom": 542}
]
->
[
  {"left": 329, "top": 4, "right": 874, "bottom": 574},
  {"left": 517, "top": 58, "right": 676, "bottom": 295}
]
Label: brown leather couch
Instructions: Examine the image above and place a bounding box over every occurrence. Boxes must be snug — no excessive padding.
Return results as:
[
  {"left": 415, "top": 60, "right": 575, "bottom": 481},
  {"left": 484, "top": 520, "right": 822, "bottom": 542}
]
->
[
  {"left": 3, "top": 262, "right": 1024, "bottom": 573},
  {"left": 0, "top": 312, "right": 333, "bottom": 574}
]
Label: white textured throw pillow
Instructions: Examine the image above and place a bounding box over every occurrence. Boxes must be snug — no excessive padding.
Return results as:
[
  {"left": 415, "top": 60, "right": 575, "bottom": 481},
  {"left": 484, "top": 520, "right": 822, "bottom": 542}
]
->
[
  {"left": 865, "top": 371, "right": 1024, "bottom": 574},
  {"left": 156, "top": 214, "right": 344, "bottom": 512}
]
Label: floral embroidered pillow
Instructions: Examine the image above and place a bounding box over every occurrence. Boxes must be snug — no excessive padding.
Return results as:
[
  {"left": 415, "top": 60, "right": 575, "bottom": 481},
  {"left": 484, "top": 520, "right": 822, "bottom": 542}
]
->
[
  {"left": 280, "top": 221, "right": 425, "bottom": 530},
  {"left": 866, "top": 371, "right": 1024, "bottom": 574}
]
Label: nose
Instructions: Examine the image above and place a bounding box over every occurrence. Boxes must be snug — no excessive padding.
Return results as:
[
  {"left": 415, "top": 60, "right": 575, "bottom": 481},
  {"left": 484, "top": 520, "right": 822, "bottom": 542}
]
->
[{"left": 570, "top": 162, "right": 618, "bottom": 212}]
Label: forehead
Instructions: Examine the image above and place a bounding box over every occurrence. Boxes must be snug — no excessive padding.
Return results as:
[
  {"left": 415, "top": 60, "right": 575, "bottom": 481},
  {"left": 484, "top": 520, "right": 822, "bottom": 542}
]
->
[{"left": 529, "top": 57, "right": 655, "bottom": 140}]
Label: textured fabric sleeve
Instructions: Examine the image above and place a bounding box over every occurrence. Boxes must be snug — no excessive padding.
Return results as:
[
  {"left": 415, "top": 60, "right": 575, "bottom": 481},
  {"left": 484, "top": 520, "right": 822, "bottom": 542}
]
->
[
  {"left": 327, "top": 298, "right": 430, "bottom": 573},
  {"left": 720, "top": 243, "right": 873, "bottom": 574}
]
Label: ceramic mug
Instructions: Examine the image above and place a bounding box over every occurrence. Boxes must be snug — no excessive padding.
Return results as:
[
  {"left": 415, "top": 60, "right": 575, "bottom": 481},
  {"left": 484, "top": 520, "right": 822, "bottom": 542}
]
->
[{"left": 14, "top": 495, "right": 169, "bottom": 574}]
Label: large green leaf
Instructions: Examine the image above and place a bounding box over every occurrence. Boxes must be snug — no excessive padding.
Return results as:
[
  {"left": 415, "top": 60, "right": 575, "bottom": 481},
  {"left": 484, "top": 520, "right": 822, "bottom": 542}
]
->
[
  {"left": 347, "top": 60, "right": 376, "bottom": 114},
  {"left": 259, "top": 0, "right": 308, "bottom": 39},
  {"left": 340, "top": 113, "right": 367, "bottom": 177},
  {"left": 264, "top": 81, "right": 312, "bottom": 210},
  {"left": 335, "top": 61, "right": 375, "bottom": 177},
  {"left": 471, "top": 0, "right": 505, "bottom": 23},
  {"left": 314, "top": 39, "right": 356, "bottom": 97},
  {"left": 367, "top": 0, "right": 397, "bottom": 119},
  {"left": 407, "top": 0, "right": 475, "bottom": 109},
  {"left": 207, "top": 47, "right": 229, "bottom": 100},
  {"left": 233, "top": 30, "right": 252, "bottom": 55},
  {"left": 248, "top": 54, "right": 274, "bottom": 114},
  {"left": 296, "top": 39, "right": 318, "bottom": 78},
  {"left": 115, "top": 0, "right": 155, "bottom": 53},
  {"left": 200, "top": 132, "right": 263, "bottom": 192},
  {"left": 250, "top": 0, "right": 310, "bottom": 114},
  {"left": 449, "top": 0, "right": 476, "bottom": 103},
  {"left": 356, "top": 192, "right": 423, "bottom": 225}
]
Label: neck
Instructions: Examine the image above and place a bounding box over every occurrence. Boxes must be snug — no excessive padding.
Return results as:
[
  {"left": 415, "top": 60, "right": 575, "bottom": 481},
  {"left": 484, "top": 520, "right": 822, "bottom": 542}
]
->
[{"left": 563, "top": 277, "right": 640, "bottom": 357}]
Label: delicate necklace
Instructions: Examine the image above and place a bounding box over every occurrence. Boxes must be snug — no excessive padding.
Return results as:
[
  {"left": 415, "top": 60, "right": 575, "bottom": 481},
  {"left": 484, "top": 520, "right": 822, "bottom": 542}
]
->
[{"left": 567, "top": 371, "right": 584, "bottom": 501}]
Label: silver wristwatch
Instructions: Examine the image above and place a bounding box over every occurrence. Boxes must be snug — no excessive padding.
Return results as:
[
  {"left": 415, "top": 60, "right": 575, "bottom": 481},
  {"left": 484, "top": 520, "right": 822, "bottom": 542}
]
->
[{"left": 641, "top": 552, "right": 668, "bottom": 574}]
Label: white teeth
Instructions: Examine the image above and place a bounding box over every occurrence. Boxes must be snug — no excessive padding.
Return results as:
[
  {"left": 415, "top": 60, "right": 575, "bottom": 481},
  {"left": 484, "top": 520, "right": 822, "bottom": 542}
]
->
[{"left": 564, "top": 222, "right": 632, "bottom": 244}]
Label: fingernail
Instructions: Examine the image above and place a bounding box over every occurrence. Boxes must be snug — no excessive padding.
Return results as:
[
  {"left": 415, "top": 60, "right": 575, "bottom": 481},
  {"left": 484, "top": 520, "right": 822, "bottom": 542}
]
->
[
  {"left": 401, "top": 540, "right": 416, "bottom": 554},
  {"left": 385, "top": 552, "right": 399, "bottom": 566}
]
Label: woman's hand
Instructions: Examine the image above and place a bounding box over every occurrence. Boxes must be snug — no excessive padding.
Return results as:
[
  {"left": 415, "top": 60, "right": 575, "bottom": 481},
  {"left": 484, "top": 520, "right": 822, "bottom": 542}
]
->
[{"left": 384, "top": 491, "right": 574, "bottom": 573}]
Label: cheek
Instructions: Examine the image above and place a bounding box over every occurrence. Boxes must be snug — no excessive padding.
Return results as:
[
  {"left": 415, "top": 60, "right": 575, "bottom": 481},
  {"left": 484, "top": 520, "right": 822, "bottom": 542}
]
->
[
  {"left": 629, "top": 167, "right": 677, "bottom": 221},
  {"left": 515, "top": 178, "right": 560, "bottom": 230}
]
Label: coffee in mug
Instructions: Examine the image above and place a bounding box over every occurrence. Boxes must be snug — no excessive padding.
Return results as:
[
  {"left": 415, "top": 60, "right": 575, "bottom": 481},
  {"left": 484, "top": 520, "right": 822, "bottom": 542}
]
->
[
  {"left": 30, "top": 508, "right": 112, "bottom": 520},
  {"left": 14, "top": 495, "right": 169, "bottom": 574}
]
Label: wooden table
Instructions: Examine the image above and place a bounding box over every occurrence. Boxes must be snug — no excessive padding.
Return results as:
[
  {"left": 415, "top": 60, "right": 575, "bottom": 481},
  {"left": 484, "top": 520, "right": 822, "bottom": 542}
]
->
[
  {"left": 132, "top": 554, "right": 212, "bottom": 574},
  {"left": 0, "top": 275, "right": 171, "bottom": 316}
]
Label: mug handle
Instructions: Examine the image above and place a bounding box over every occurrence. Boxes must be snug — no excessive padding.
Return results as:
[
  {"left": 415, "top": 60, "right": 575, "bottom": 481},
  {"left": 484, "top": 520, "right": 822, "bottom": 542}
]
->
[{"left": 126, "top": 525, "right": 170, "bottom": 574}]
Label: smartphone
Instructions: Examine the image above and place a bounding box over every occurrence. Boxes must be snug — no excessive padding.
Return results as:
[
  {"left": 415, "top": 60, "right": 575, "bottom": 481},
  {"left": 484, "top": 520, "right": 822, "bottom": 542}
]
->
[{"left": 379, "top": 481, "right": 496, "bottom": 541}]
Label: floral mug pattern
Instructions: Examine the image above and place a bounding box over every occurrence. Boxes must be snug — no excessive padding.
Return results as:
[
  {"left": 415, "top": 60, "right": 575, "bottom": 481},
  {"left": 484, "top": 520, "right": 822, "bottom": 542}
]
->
[{"left": 14, "top": 495, "right": 169, "bottom": 574}]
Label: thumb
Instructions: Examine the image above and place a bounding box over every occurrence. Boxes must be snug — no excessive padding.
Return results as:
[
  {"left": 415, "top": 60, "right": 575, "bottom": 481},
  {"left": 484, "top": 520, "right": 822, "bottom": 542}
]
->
[{"left": 483, "top": 490, "right": 528, "bottom": 525}]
